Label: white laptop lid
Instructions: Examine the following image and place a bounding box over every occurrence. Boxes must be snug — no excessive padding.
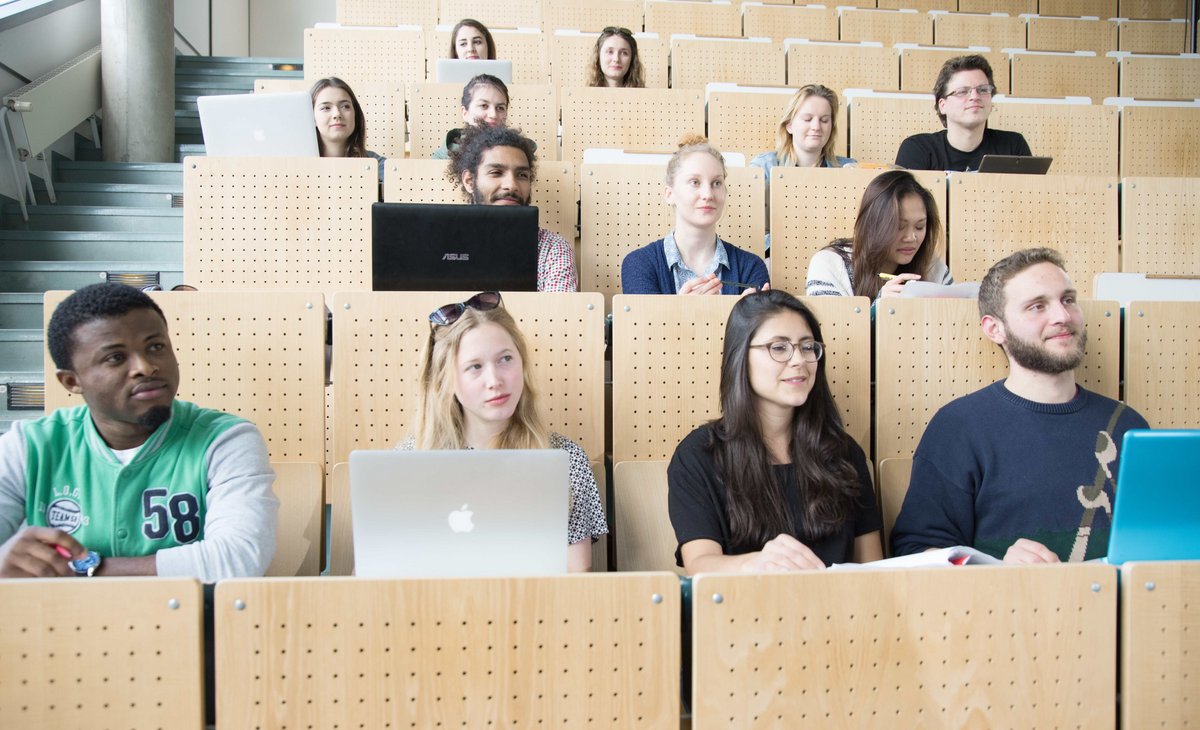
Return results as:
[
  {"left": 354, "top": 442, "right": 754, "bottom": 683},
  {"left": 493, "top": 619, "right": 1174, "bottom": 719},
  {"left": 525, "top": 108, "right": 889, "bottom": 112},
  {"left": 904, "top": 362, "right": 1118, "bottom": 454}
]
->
[
  {"left": 435, "top": 58, "right": 513, "bottom": 84},
  {"left": 197, "top": 91, "right": 319, "bottom": 157},
  {"left": 350, "top": 449, "right": 569, "bottom": 578}
]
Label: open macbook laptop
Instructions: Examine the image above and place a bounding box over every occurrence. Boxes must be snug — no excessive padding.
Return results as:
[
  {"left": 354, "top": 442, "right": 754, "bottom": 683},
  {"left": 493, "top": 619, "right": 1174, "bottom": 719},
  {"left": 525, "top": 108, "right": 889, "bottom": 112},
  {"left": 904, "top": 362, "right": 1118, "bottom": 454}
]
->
[
  {"left": 435, "top": 58, "right": 513, "bottom": 84},
  {"left": 1105, "top": 429, "right": 1200, "bottom": 565},
  {"left": 350, "top": 449, "right": 570, "bottom": 578},
  {"left": 977, "top": 155, "right": 1053, "bottom": 174},
  {"left": 372, "top": 202, "right": 539, "bottom": 291},
  {"left": 197, "top": 91, "right": 318, "bottom": 157}
]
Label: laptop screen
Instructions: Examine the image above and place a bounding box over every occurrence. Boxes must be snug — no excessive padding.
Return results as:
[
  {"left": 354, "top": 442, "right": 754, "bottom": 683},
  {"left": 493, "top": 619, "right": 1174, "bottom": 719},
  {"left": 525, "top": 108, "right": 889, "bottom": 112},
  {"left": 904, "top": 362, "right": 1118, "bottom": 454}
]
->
[
  {"left": 1107, "top": 429, "right": 1200, "bottom": 564},
  {"left": 372, "top": 202, "right": 540, "bottom": 292},
  {"left": 197, "top": 91, "right": 319, "bottom": 157}
]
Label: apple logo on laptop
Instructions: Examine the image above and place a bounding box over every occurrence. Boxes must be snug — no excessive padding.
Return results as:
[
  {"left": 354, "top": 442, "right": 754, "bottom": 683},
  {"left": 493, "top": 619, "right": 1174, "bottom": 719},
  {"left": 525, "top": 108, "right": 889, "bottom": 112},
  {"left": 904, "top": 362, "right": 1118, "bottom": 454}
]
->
[
  {"left": 253, "top": 128, "right": 267, "bottom": 142},
  {"left": 448, "top": 504, "right": 475, "bottom": 533}
]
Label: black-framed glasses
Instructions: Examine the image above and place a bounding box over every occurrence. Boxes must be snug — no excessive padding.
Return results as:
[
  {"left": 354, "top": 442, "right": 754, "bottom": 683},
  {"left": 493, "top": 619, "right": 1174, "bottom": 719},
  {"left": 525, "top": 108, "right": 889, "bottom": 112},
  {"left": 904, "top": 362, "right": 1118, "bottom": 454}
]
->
[
  {"left": 429, "top": 291, "right": 502, "bottom": 326},
  {"left": 749, "top": 340, "right": 825, "bottom": 363},
  {"left": 945, "top": 84, "right": 996, "bottom": 99}
]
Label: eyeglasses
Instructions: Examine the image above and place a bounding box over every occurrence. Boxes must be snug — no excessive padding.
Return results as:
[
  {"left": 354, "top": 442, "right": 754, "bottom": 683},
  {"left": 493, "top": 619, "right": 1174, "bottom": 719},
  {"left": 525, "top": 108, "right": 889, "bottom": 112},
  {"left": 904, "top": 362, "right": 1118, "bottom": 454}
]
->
[
  {"left": 945, "top": 84, "right": 996, "bottom": 99},
  {"left": 429, "top": 291, "right": 502, "bottom": 326},
  {"left": 749, "top": 340, "right": 825, "bottom": 363}
]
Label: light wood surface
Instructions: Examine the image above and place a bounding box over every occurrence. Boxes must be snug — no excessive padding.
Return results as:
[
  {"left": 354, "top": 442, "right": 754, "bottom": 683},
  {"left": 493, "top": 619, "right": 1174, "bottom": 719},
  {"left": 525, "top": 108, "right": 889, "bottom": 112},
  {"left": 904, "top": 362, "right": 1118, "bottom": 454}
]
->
[
  {"left": 328, "top": 461, "right": 353, "bottom": 575},
  {"left": 542, "top": 0, "right": 643, "bottom": 33},
  {"left": 899, "top": 46, "right": 1010, "bottom": 94},
  {"left": 254, "top": 77, "right": 309, "bottom": 93},
  {"left": 742, "top": 5, "right": 839, "bottom": 43},
  {"left": 643, "top": 0, "right": 741, "bottom": 37},
  {"left": 0, "top": 578, "right": 204, "bottom": 730},
  {"left": 42, "top": 290, "right": 327, "bottom": 465},
  {"left": 267, "top": 461, "right": 324, "bottom": 577},
  {"left": 991, "top": 100, "right": 1119, "bottom": 176},
  {"left": 1119, "top": 105, "right": 1200, "bottom": 177},
  {"left": 1010, "top": 53, "right": 1118, "bottom": 102},
  {"left": 330, "top": 291, "right": 605, "bottom": 465},
  {"left": 785, "top": 43, "right": 900, "bottom": 95},
  {"left": 560, "top": 87, "right": 704, "bottom": 167},
  {"left": 1026, "top": 16, "right": 1118, "bottom": 54},
  {"left": 669, "top": 38, "right": 784, "bottom": 89},
  {"left": 439, "top": 0, "right": 543, "bottom": 30},
  {"left": 1123, "top": 300, "right": 1200, "bottom": 428},
  {"left": 845, "top": 92, "right": 933, "bottom": 165},
  {"left": 183, "top": 156, "right": 377, "bottom": 294},
  {"left": 1039, "top": 0, "right": 1118, "bottom": 16},
  {"left": 1117, "top": 18, "right": 1188, "bottom": 52},
  {"left": 840, "top": 8, "right": 934, "bottom": 46},
  {"left": 613, "top": 460, "right": 682, "bottom": 574},
  {"left": 933, "top": 12, "right": 1027, "bottom": 49},
  {"left": 957, "top": 0, "right": 1035, "bottom": 12},
  {"left": 1118, "top": 0, "right": 1188, "bottom": 18},
  {"left": 1119, "top": 54, "right": 1200, "bottom": 98},
  {"left": 1120, "top": 561, "right": 1200, "bottom": 729},
  {"left": 874, "top": 298, "right": 1121, "bottom": 466},
  {"left": 691, "top": 565, "right": 1118, "bottom": 729},
  {"left": 406, "top": 82, "right": 559, "bottom": 159},
  {"left": 1120, "top": 176, "right": 1200, "bottom": 275},
  {"left": 877, "top": 457, "right": 912, "bottom": 554},
  {"left": 877, "top": 0, "right": 956, "bottom": 11},
  {"left": 303, "top": 27, "right": 426, "bottom": 88},
  {"left": 215, "top": 573, "right": 682, "bottom": 728}
]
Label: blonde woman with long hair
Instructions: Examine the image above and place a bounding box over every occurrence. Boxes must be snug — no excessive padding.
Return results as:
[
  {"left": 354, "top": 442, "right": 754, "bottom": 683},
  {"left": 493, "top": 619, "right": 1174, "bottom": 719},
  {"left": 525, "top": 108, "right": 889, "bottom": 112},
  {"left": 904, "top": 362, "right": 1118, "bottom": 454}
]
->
[{"left": 399, "top": 292, "right": 607, "bottom": 571}]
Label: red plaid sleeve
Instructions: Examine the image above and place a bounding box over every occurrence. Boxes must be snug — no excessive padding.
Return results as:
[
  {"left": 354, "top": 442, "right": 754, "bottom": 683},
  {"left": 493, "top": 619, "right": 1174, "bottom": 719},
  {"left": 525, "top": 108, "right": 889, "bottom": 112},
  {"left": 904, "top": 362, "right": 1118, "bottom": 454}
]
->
[{"left": 537, "top": 228, "right": 579, "bottom": 293}]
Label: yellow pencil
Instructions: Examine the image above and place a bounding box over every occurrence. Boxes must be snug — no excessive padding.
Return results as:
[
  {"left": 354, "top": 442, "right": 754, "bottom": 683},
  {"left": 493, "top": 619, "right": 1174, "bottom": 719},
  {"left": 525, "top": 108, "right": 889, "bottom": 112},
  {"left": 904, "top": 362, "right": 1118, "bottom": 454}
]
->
[{"left": 878, "top": 272, "right": 898, "bottom": 280}]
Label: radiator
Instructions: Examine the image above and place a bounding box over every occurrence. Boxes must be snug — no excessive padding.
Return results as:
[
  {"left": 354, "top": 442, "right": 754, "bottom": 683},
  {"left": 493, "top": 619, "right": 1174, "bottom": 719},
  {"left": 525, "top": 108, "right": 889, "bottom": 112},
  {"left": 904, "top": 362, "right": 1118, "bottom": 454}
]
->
[{"left": 4, "top": 45, "right": 102, "bottom": 157}]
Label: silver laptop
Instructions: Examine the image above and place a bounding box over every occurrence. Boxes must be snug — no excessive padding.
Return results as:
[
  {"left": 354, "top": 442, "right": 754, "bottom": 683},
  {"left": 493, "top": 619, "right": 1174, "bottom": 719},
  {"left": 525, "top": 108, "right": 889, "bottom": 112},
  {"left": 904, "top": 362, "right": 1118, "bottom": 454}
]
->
[
  {"left": 435, "top": 58, "right": 513, "bottom": 84},
  {"left": 197, "top": 91, "right": 319, "bottom": 157},
  {"left": 350, "top": 449, "right": 569, "bottom": 577}
]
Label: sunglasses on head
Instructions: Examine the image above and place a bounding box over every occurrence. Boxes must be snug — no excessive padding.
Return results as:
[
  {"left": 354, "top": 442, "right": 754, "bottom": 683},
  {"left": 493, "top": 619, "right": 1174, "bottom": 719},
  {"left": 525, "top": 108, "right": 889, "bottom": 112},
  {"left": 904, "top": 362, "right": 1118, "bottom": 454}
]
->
[{"left": 429, "top": 291, "right": 503, "bottom": 326}]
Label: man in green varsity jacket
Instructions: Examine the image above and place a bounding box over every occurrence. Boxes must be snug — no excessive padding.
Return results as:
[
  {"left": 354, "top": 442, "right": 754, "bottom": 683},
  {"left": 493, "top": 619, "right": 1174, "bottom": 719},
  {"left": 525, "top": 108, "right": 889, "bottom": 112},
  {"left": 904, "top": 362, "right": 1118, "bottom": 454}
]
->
[{"left": 0, "top": 283, "right": 278, "bottom": 582}]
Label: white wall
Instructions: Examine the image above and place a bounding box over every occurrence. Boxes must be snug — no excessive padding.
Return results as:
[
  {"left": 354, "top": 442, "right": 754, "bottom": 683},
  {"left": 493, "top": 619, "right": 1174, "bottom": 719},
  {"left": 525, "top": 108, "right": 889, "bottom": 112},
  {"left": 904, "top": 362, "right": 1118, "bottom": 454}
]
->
[{"left": 248, "top": 0, "right": 333, "bottom": 57}]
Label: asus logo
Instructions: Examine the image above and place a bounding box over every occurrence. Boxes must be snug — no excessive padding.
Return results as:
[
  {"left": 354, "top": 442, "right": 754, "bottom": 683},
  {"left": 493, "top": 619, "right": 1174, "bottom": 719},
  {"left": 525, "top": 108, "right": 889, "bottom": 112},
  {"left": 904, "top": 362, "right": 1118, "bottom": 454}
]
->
[{"left": 442, "top": 253, "right": 470, "bottom": 261}]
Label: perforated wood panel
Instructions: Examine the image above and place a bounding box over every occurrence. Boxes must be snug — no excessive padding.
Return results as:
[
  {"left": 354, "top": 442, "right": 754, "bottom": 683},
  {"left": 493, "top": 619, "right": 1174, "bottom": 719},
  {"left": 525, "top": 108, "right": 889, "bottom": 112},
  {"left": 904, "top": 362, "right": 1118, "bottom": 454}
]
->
[
  {"left": 1124, "top": 301, "right": 1200, "bottom": 428},
  {"left": 1041, "top": 0, "right": 1118, "bottom": 15},
  {"left": 336, "top": 0, "right": 438, "bottom": 27},
  {"left": 254, "top": 77, "right": 310, "bottom": 93},
  {"left": 840, "top": 8, "right": 935, "bottom": 46},
  {"left": 878, "top": 0, "right": 956, "bottom": 11},
  {"left": 1119, "top": 106, "right": 1200, "bottom": 177},
  {"left": 542, "top": 0, "right": 643, "bottom": 33},
  {"left": 265, "top": 461, "right": 324, "bottom": 577},
  {"left": 899, "top": 47, "right": 1011, "bottom": 94},
  {"left": 303, "top": 27, "right": 426, "bottom": 88},
  {"left": 992, "top": 100, "right": 1118, "bottom": 175},
  {"left": 1027, "top": 16, "right": 1118, "bottom": 54},
  {"left": 845, "top": 93, "right": 934, "bottom": 165},
  {"left": 349, "top": 83, "right": 406, "bottom": 159},
  {"left": 611, "top": 294, "right": 871, "bottom": 462},
  {"left": 1121, "top": 177, "right": 1200, "bottom": 274},
  {"left": 786, "top": 43, "right": 900, "bottom": 93},
  {"left": 743, "top": 5, "right": 839, "bottom": 43},
  {"left": 877, "top": 457, "right": 912, "bottom": 554},
  {"left": 612, "top": 460, "right": 682, "bottom": 574},
  {"left": 874, "top": 298, "right": 1119, "bottom": 463},
  {"left": 1118, "top": 0, "right": 1188, "bottom": 18},
  {"left": 183, "top": 156, "right": 376, "bottom": 294},
  {"left": 958, "top": 0, "right": 1036, "bottom": 12},
  {"left": 708, "top": 90, "right": 849, "bottom": 159},
  {"left": 215, "top": 573, "right": 681, "bottom": 728},
  {"left": 1119, "top": 54, "right": 1200, "bottom": 98},
  {"left": 439, "top": 0, "right": 543, "bottom": 29},
  {"left": 560, "top": 87, "right": 704, "bottom": 166},
  {"left": 42, "top": 290, "right": 327, "bottom": 464},
  {"left": 406, "top": 82, "right": 559, "bottom": 159},
  {"left": 769, "top": 167, "right": 946, "bottom": 293},
  {"left": 579, "top": 164, "right": 764, "bottom": 301},
  {"left": 947, "top": 174, "right": 1118, "bottom": 297},
  {"left": 644, "top": 0, "right": 741, "bottom": 37},
  {"left": 933, "top": 13, "right": 1027, "bottom": 49},
  {"left": 670, "top": 38, "right": 784, "bottom": 88},
  {"left": 1120, "top": 561, "right": 1200, "bottom": 729},
  {"left": 1119, "top": 19, "right": 1189, "bottom": 52},
  {"left": 549, "top": 33, "right": 671, "bottom": 88},
  {"left": 424, "top": 29, "right": 550, "bottom": 84},
  {"left": 691, "top": 565, "right": 1118, "bottom": 729},
  {"left": 330, "top": 291, "right": 604, "bottom": 464},
  {"left": 0, "top": 578, "right": 203, "bottom": 730},
  {"left": 1010, "top": 53, "right": 1117, "bottom": 101}
]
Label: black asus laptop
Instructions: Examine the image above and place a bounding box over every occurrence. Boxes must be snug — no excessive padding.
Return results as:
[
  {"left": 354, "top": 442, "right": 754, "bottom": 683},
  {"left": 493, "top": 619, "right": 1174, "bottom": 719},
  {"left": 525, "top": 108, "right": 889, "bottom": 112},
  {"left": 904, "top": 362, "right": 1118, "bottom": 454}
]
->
[{"left": 372, "top": 202, "right": 540, "bottom": 291}]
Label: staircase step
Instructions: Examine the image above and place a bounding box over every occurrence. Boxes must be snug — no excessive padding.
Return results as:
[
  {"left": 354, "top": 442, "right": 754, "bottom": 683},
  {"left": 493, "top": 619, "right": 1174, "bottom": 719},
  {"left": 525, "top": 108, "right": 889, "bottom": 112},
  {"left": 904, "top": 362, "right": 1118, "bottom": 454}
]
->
[
  {"left": 0, "top": 293, "right": 43, "bottom": 329},
  {"left": 175, "top": 130, "right": 205, "bottom": 145},
  {"left": 0, "top": 329, "right": 45, "bottom": 373},
  {"left": 176, "top": 55, "right": 302, "bottom": 72},
  {"left": 55, "top": 160, "right": 183, "bottom": 185},
  {"left": 2, "top": 205, "right": 182, "bottom": 232},
  {"left": 0, "top": 230, "right": 182, "bottom": 262},
  {"left": 34, "top": 182, "right": 179, "bottom": 207},
  {"left": 178, "top": 68, "right": 301, "bottom": 84},
  {"left": 176, "top": 78, "right": 256, "bottom": 92},
  {"left": 0, "top": 261, "right": 184, "bottom": 292}
]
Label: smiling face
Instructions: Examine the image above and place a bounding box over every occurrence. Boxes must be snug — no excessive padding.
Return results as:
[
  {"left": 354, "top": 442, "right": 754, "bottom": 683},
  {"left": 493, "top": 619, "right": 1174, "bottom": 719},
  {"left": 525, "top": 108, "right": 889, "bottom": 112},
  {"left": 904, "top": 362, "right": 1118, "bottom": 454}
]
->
[
  {"left": 989, "top": 262, "right": 1087, "bottom": 374},
  {"left": 452, "top": 321, "right": 525, "bottom": 435},
  {"left": 599, "top": 35, "right": 632, "bottom": 86},
  {"left": 665, "top": 151, "right": 726, "bottom": 231},
  {"left": 454, "top": 25, "right": 489, "bottom": 60},
  {"left": 937, "top": 68, "right": 993, "bottom": 132},
  {"left": 887, "top": 193, "right": 929, "bottom": 272},
  {"left": 462, "top": 145, "right": 532, "bottom": 206},
  {"left": 785, "top": 95, "right": 833, "bottom": 160},
  {"left": 56, "top": 308, "right": 180, "bottom": 449},
  {"left": 747, "top": 310, "right": 817, "bottom": 423},
  {"left": 461, "top": 84, "right": 509, "bottom": 128},
  {"left": 312, "top": 86, "right": 356, "bottom": 154}
]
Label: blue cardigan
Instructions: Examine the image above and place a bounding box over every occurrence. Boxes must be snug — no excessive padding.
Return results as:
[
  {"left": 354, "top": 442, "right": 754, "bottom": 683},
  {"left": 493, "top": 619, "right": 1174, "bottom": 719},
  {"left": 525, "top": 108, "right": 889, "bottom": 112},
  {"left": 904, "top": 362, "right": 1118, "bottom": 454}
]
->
[{"left": 621, "top": 238, "right": 769, "bottom": 295}]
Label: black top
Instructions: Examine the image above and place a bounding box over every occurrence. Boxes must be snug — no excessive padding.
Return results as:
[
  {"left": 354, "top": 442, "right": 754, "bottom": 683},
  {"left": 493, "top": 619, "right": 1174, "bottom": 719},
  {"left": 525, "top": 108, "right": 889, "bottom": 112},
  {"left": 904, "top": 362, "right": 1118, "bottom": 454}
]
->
[
  {"left": 667, "top": 424, "right": 882, "bottom": 567},
  {"left": 895, "top": 128, "right": 1032, "bottom": 172}
]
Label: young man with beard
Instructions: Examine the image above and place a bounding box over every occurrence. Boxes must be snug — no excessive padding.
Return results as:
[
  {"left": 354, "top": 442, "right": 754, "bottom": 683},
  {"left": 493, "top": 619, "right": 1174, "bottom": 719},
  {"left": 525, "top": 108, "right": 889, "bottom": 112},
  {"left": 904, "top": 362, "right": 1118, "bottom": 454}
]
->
[
  {"left": 890, "top": 249, "right": 1148, "bottom": 563},
  {"left": 0, "top": 283, "right": 278, "bottom": 581},
  {"left": 448, "top": 124, "right": 578, "bottom": 292}
]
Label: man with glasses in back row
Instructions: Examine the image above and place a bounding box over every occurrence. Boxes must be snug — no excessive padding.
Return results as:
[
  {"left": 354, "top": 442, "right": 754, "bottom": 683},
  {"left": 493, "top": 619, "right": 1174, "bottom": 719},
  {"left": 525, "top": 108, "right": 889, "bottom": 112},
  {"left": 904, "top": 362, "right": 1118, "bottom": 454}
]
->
[{"left": 895, "top": 55, "right": 1032, "bottom": 172}]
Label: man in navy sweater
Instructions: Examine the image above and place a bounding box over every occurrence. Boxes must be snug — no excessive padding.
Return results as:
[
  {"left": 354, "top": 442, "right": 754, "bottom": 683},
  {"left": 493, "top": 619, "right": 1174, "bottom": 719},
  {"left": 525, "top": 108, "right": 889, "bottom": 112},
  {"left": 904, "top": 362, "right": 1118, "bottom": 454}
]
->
[{"left": 891, "top": 248, "right": 1148, "bottom": 563}]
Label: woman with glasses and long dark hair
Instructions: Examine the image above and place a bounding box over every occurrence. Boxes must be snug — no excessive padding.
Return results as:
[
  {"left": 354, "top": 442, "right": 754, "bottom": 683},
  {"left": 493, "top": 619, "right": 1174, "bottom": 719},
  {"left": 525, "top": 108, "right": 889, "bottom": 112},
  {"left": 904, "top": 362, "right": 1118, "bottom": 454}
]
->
[
  {"left": 398, "top": 292, "right": 608, "bottom": 572},
  {"left": 668, "top": 290, "right": 882, "bottom": 574},
  {"left": 588, "top": 26, "right": 645, "bottom": 88}
]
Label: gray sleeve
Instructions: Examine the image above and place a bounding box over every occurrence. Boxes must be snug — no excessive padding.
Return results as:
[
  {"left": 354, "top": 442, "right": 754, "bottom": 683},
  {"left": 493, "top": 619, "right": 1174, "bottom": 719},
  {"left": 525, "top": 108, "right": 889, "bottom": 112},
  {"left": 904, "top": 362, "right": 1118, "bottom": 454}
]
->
[
  {"left": 154, "top": 422, "right": 279, "bottom": 581},
  {"left": 0, "top": 422, "right": 29, "bottom": 544}
]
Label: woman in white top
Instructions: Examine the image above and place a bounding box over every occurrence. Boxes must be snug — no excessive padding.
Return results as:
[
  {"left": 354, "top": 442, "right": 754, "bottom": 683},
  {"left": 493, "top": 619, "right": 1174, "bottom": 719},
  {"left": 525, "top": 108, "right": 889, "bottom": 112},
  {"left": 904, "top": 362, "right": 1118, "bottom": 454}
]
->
[{"left": 806, "top": 170, "right": 951, "bottom": 299}]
